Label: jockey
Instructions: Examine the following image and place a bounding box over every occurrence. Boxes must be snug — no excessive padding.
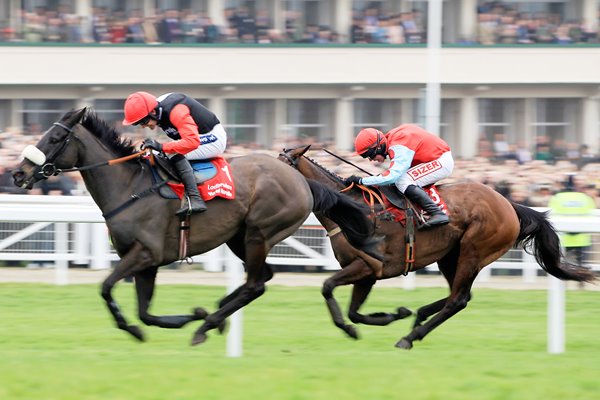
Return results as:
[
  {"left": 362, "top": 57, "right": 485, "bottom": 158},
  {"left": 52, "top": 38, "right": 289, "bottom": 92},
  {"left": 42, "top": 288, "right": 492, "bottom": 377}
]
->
[
  {"left": 122, "top": 91, "right": 227, "bottom": 216},
  {"left": 345, "top": 124, "right": 453, "bottom": 229}
]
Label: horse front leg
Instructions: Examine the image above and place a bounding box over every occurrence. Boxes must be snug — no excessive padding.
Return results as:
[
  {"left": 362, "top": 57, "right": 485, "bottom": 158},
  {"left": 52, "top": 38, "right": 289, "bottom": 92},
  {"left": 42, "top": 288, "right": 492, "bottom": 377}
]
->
[
  {"left": 135, "top": 266, "right": 208, "bottom": 329},
  {"left": 348, "top": 277, "right": 412, "bottom": 327},
  {"left": 321, "top": 258, "right": 374, "bottom": 339},
  {"left": 100, "top": 242, "right": 153, "bottom": 341}
]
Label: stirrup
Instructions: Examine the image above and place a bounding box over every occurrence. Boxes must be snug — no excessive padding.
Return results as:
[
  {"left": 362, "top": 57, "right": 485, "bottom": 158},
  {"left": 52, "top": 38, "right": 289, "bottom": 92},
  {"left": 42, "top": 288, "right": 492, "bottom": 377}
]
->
[
  {"left": 176, "top": 195, "right": 207, "bottom": 216},
  {"left": 418, "top": 214, "right": 449, "bottom": 230}
]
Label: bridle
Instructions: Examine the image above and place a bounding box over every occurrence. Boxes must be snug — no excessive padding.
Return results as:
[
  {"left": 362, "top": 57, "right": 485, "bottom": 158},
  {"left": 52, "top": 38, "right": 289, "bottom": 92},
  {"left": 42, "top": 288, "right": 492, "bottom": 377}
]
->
[
  {"left": 33, "top": 122, "right": 76, "bottom": 180},
  {"left": 30, "top": 121, "right": 146, "bottom": 182},
  {"left": 278, "top": 149, "right": 299, "bottom": 168}
]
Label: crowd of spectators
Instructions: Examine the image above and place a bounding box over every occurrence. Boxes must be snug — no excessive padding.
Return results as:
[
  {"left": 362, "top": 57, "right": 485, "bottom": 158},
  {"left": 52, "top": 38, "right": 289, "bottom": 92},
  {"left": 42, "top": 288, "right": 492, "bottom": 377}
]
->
[
  {"left": 1, "top": 122, "right": 599, "bottom": 210},
  {"left": 474, "top": 2, "right": 599, "bottom": 45},
  {"left": 0, "top": 2, "right": 598, "bottom": 45}
]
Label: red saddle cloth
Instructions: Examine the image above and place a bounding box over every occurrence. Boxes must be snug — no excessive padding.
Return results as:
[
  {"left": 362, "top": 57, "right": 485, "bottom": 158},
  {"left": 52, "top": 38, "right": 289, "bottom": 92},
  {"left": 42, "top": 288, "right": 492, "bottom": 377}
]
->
[
  {"left": 380, "top": 185, "right": 448, "bottom": 224},
  {"left": 167, "top": 157, "right": 236, "bottom": 201}
]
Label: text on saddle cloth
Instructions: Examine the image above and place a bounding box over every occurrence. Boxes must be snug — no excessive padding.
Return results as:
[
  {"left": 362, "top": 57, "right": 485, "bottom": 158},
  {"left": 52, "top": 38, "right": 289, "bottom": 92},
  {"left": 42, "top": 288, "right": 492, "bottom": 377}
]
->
[
  {"left": 377, "top": 185, "right": 449, "bottom": 224},
  {"left": 167, "top": 157, "right": 236, "bottom": 201}
]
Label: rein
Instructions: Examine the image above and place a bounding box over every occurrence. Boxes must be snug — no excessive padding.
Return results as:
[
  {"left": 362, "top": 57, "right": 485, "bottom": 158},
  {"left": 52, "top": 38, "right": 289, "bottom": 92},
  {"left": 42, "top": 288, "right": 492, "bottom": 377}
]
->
[
  {"left": 319, "top": 148, "right": 374, "bottom": 176},
  {"left": 60, "top": 150, "right": 147, "bottom": 174},
  {"left": 35, "top": 120, "right": 167, "bottom": 220},
  {"left": 340, "top": 183, "right": 387, "bottom": 217}
]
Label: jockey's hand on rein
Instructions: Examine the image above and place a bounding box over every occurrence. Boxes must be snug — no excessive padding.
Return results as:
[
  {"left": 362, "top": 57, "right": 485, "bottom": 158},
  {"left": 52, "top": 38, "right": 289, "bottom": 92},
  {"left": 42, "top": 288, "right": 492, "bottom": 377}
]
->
[
  {"left": 344, "top": 175, "right": 362, "bottom": 186},
  {"left": 141, "top": 138, "right": 163, "bottom": 153}
]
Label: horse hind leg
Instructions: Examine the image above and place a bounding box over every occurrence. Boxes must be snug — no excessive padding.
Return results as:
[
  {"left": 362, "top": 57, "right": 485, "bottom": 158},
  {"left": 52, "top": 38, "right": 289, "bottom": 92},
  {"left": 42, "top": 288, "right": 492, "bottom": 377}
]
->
[
  {"left": 412, "top": 247, "right": 460, "bottom": 329},
  {"left": 135, "top": 266, "right": 208, "bottom": 329},
  {"left": 191, "top": 232, "right": 270, "bottom": 346},
  {"left": 396, "top": 256, "right": 477, "bottom": 350}
]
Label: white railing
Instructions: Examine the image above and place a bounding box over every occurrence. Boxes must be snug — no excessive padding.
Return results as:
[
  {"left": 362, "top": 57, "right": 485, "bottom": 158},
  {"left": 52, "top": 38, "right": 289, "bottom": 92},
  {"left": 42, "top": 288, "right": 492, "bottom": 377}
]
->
[
  {"left": 1, "top": 195, "right": 600, "bottom": 277},
  {"left": 0, "top": 195, "right": 337, "bottom": 272},
  {"left": 1, "top": 195, "right": 596, "bottom": 355}
]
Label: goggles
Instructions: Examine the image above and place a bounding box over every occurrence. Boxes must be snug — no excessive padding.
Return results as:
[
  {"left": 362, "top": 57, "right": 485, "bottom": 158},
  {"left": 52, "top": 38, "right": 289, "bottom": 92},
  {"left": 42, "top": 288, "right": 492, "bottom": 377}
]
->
[
  {"left": 360, "top": 146, "right": 378, "bottom": 159},
  {"left": 133, "top": 115, "right": 154, "bottom": 126}
]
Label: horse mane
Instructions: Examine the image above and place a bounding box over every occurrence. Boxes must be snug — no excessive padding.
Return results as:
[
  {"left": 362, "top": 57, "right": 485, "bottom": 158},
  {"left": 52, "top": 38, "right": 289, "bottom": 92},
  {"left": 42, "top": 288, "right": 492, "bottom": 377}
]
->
[
  {"left": 301, "top": 153, "right": 346, "bottom": 184},
  {"left": 80, "top": 110, "right": 136, "bottom": 157}
]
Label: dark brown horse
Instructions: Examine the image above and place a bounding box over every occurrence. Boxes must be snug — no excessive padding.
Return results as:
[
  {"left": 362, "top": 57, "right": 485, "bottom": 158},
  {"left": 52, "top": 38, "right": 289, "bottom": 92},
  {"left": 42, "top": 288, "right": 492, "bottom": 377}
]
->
[
  {"left": 11, "top": 109, "right": 375, "bottom": 346},
  {"left": 278, "top": 145, "right": 596, "bottom": 349}
]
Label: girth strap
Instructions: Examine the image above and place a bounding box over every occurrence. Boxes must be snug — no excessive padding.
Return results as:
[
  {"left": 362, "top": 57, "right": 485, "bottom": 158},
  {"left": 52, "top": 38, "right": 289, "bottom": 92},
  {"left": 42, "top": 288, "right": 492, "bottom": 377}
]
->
[{"left": 102, "top": 180, "right": 168, "bottom": 220}]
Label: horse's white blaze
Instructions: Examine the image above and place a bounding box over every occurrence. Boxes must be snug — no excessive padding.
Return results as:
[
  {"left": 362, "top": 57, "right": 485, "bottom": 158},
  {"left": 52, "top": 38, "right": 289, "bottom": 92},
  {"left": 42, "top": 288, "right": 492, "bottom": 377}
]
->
[{"left": 22, "top": 145, "right": 46, "bottom": 166}]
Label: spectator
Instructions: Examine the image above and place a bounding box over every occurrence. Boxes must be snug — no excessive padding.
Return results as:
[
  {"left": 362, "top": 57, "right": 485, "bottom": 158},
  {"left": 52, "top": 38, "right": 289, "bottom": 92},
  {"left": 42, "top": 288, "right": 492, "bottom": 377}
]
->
[
  {"left": 141, "top": 14, "right": 160, "bottom": 44},
  {"left": 492, "top": 132, "right": 510, "bottom": 160},
  {"left": 203, "top": 17, "right": 220, "bottom": 43},
  {"left": 125, "top": 13, "right": 146, "bottom": 43},
  {"left": 514, "top": 140, "right": 532, "bottom": 164},
  {"left": 548, "top": 174, "right": 596, "bottom": 288},
  {"left": 158, "top": 9, "right": 183, "bottom": 43}
]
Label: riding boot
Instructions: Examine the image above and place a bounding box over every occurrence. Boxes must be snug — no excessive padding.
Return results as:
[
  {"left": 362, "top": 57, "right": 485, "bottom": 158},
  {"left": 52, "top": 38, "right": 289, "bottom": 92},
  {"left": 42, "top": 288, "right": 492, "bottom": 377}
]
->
[
  {"left": 404, "top": 184, "right": 449, "bottom": 229},
  {"left": 171, "top": 154, "right": 207, "bottom": 216}
]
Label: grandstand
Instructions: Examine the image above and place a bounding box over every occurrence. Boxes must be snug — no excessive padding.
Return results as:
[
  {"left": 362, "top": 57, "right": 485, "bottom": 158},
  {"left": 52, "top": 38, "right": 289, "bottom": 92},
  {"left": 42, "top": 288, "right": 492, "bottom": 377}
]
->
[{"left": 0, "top": 0, "right": 598, "bottom": 198}]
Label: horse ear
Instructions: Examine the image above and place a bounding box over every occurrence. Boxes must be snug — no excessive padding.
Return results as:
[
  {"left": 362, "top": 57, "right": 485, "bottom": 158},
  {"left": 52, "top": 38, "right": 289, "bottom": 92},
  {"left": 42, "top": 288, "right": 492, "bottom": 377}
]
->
[
  {"left": 62, "top": 107, "right": 87, "bottom": 128},
  {"left": 300, "top": 145, "right": 311, "bottom": 155},
  {"left": 74, "top": 107, "right": 87, "bottom": 122}
]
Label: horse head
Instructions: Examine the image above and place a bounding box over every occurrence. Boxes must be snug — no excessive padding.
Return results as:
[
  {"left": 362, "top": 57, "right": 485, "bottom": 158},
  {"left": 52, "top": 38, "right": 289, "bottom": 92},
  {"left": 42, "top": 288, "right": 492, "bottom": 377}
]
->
[
  {"left": 12, "top": 108, "right": 87, "bottom": 189},
  {"left": 277, "top": 144, "right": 311, "bottom": 168}
]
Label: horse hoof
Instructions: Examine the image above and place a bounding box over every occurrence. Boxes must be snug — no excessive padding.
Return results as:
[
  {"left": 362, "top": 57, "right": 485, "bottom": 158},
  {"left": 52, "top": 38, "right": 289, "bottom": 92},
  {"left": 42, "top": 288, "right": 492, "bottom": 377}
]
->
[
  {"left": 193, "top": 307, "right": 208, "bottom": 320},
  {"left": 127, "top": 325, "right": 145, "bottom": 342},
  {"left": 395, "top": 307, "right": 413, "bottom": 320},
  {"left": 344, "top": 325, "right": 359, "bottom": 340},
  {"left": 217, "top": 320, "right": 228, "bottom": 335},
  {"left": 191, "top": 332, "right": 207, "bottom": 346},
  {"left": 395, "top": 338, "right": 413, "bottom": 350}
]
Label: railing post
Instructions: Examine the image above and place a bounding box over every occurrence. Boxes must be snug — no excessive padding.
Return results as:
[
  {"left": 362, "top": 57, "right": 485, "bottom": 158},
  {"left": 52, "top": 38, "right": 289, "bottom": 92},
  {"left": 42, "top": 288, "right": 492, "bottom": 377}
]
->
[
  {"left": 54, "top": 222, "right": 69, "bottom": 285},
  {"left": 548, "top": 276, "right": 565, "bottom": 354},
  {"left": 523, "top": 251, "right": 537, "bottom": 283},
  {"left": 91, "top": 223, "right": 110, "bottom": 270},
  {"left": 74, "top": 223, "right": 91, "bottom": 267},
  {"left": 226, "top": 247, "right": 243, "bottom": 357}
]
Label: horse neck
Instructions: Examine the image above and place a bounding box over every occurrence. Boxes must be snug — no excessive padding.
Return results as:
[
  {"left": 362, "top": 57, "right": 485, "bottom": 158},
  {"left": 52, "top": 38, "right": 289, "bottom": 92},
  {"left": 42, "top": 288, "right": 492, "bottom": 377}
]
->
[
  {"left": 76, "top": 132, "right": 145, "bottom": 213},
  {"left": 297, "top": 157, "right": 344, "bottom": 190},
  {"left": 297, "top": 157, "right": 362, "bottom": 229}
]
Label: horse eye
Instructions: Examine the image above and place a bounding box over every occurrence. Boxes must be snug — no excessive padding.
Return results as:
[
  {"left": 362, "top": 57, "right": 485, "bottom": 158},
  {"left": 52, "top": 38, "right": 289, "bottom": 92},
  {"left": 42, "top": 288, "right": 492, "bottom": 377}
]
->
[{"left": 48, "top": 133, "right": 63, "bottom": 144}]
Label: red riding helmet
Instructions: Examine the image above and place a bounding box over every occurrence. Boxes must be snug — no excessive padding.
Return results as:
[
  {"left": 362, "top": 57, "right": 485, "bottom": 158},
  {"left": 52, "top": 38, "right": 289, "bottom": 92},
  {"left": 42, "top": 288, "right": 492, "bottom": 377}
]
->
[
  {"left": 354, "top": 128, "right": 386, "bottom": 158},
  {"left": 122, "top": 91, "right": 158, "bottom": 126}
]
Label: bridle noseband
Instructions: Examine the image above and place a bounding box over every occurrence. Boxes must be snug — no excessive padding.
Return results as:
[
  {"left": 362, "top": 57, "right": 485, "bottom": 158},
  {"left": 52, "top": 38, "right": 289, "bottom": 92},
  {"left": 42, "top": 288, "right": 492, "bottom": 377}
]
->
[
  {"left": 278, "top": 149, "right": 299, "bottom": 168},
  {"left": 33, "top": 122, "right": 76, "bottom": 180}
]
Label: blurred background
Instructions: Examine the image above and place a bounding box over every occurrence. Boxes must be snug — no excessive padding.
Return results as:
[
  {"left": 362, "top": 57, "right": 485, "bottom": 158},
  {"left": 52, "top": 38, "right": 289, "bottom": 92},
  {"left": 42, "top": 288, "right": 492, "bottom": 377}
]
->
[{"left": 0, "top": 0, "right": 599, "bottom": 274}]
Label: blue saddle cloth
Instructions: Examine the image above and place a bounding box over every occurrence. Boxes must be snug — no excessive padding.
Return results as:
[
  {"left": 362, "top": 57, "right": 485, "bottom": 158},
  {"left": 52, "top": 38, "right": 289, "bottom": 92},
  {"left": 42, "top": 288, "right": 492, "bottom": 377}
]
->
[{"left": 191, "top": 159, "right": 217, "bottom": 183}]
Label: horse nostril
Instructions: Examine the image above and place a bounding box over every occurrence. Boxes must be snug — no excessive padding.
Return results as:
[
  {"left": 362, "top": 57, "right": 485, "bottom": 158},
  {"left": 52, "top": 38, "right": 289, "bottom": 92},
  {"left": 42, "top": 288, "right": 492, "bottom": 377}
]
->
[{"left": 11, "top": 170, "right": 24, "bottom": 185}]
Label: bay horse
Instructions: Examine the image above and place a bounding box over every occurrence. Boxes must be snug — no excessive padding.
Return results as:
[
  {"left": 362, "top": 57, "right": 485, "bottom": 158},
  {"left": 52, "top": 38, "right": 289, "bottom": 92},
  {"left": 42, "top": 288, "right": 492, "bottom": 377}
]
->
[
  {"left": 278, "top": 145, "right": 596, "bottom": 349},
  {"left": 11, "top": 109, "right": 375, "bottom": 346}
]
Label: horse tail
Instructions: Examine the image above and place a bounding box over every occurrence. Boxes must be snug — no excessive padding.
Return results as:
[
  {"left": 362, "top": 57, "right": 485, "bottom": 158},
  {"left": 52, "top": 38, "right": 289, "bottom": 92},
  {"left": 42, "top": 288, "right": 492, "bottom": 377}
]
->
[
  {"left": 511, "top": 202, "right": 596, "bottom": 283},
  {"left": 307, "top": 179, "right": 380, "bottom": 256}
]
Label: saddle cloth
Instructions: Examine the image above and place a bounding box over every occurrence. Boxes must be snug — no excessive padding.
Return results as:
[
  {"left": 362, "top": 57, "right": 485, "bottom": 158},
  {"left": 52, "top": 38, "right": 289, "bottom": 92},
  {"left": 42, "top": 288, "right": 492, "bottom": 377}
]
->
[
  {"left": 379, "top": 185, "right": 448, "bottom": 224},
  {"left": 167, "top": 157, "right": 236, "bottom": 201}
]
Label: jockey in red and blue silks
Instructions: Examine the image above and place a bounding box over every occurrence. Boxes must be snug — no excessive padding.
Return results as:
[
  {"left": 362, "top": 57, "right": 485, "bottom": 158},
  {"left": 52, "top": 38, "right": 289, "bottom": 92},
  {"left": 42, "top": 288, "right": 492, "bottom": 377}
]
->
[
  {"left": 345, "top": 124, "right": 453, "bottom": 229},
  {"left": 122, "top": 91, "right": 228, "bottom": 216}
]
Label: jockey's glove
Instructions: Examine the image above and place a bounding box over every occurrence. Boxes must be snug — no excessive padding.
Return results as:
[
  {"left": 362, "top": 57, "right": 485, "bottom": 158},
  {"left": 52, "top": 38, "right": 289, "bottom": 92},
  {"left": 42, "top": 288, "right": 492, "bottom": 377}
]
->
[
  {"left": 142, "top": 138, "right": 163, "bottom": 153},
  {"left": 344, "top": 175, "right": 362, "bottom": 186}
]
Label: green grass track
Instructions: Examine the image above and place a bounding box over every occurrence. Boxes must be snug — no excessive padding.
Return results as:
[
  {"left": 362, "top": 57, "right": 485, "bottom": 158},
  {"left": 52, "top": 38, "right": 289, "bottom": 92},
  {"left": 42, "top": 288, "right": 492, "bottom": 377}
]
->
[{"left": 1, "top": 283, "right": 599, "bottom": 400}]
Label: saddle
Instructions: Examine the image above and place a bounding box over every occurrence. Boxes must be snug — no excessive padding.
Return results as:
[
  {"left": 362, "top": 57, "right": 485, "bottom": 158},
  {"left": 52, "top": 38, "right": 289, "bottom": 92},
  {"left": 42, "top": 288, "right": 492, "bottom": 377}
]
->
[
  {"left": 149, "top": 152, "right": 235, "bottom": 201},
  {"left": 360, "top": 184, "right": 447, "bottom": 227},
  {"left": 359, "top": 184, "right": 447, "bottom": 275}
]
